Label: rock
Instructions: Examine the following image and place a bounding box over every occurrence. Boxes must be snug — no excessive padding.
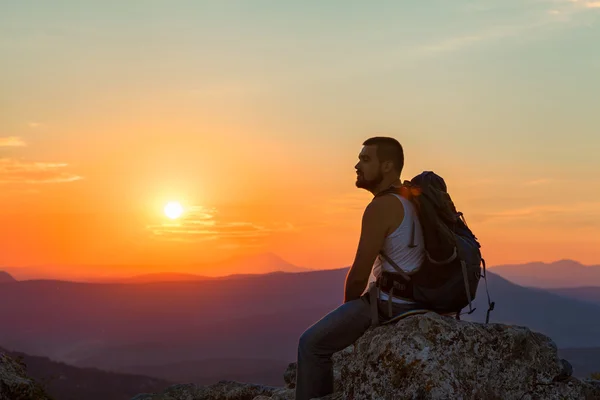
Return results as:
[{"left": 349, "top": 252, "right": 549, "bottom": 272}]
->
[
  {"left": 327, "top": 312, "right": 600, "bottom": 400},
  {"left": 131, "top": 313, "right": 600, "bottom": 400},
  {"left": 283, "top": 362, "right": 296, "bottom": 389},
  {"left": 0, "top": 351, "right": 52, "bottom": 400}
]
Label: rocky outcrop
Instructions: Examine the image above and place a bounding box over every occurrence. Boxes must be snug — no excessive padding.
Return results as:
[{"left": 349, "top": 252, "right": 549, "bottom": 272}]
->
[
  {"left": 0, "top": 351, "right": 52, "bottom": 400},
  {"left": 131, "top": 313, "right": 600, "bottom": 400}
]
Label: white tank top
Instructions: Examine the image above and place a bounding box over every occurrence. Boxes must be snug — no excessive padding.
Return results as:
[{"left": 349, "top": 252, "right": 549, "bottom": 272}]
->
[{"left": 365, "top": 194, "right": 425, "bottom": 304}]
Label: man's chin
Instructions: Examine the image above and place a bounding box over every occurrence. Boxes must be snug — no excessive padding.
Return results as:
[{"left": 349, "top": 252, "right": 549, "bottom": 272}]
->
[{"left": 355, "top": 179, "right": 371, "bottom": 190}]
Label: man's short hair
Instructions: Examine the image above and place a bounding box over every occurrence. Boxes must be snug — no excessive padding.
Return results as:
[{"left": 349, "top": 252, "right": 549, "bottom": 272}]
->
[{"left": 362, "top": 136, "right": 404, "bottom": 174}]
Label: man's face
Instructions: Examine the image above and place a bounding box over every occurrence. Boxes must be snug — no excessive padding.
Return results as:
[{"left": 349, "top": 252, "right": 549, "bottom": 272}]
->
[{"left": 355, "top": 145, "right": 383, "bottom": 190}]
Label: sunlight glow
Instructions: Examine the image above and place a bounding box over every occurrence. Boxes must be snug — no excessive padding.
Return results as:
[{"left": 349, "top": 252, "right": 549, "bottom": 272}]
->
[{"left": 164, "top": 201, "right": 184, "bottom": 219}]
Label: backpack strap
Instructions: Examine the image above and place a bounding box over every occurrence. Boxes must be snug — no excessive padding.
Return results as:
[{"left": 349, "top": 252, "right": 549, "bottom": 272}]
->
[
  {"left": 481, "top": 258, "right": 495, "bottom": 324},
  {"left": 461, "top": 260, "right": 476, "bottom": 315},
  {"left": 379, "top": 251, "right": 411, "bottom": 281},
  {"left": 455, "top": 257, "right": 496, "bottom": 323},
  {"left": 408, "top": 220, "right": 417, "bottom": 248}
]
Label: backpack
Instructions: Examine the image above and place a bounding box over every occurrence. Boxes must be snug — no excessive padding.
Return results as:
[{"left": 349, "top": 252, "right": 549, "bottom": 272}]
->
[{"left": 375, "top": 171, "right": 495, "bottom": 323}]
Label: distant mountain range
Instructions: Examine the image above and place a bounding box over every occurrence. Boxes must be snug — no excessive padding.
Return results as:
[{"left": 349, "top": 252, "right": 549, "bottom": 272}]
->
[
  {"left": 4, "top": 256, "right": 599, "bottom": 286},
  {"left": 547, "top": 287, "right": 600, "bottom": 306},
  {"left": 2, "top": 261, "right": 600, "bottom": 384},
  {"left": 489, "top": 259, "right": 600, "bottom": 288},
  {"left": 1, "top": 252, "right": 311, "bottom": 282}
]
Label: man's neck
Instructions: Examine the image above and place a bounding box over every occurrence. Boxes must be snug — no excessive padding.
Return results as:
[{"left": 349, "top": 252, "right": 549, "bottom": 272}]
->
[{"left": 371, "top": 177, "right": 401, "bottom": 196}]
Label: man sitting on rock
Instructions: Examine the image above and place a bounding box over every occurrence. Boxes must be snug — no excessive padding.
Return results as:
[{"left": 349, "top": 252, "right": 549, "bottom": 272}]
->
[{"left": 295, "top": 136, "right": 426, "bottom": 400}]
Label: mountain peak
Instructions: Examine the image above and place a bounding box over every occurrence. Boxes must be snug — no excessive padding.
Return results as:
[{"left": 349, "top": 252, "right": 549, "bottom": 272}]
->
[
  {"left": 0, "top": 271, "right": 17, "bottom": 283},
  {"left": 490, "top": 259, "right": 600, "bottom": 289},
  {"left": 194, "top": 252, "right": 310, "bottom": 276},
  {"left": 552, "top": 259, "right": 585, "bottom": 267}
]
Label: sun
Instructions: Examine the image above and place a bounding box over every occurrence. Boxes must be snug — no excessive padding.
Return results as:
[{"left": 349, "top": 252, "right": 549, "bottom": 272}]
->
[{"left": 164, "top": 201, "right": 184, "bottom": 219}]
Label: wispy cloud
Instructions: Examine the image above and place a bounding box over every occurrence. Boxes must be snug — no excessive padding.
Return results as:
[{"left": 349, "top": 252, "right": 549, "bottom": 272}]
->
[
  {"left": 476, "top": 201, "right": 600, "bottom": 226},
  {"left": 148, "top": 205, "right": 295, "bottom": 243},
  {"left": 420, "top": 0, "right": 598, "bottom": 55},
  {"left": 569, "top": 0, "right": 600, "bottom": 8},
  {"left": 27, "top": 122, "right": 43, "bottom": 128},
  {"left": 0, "top": 158, "right": 83, "bottom": 184},
  {"left": 0, "top": 137, "right": 27, "bottom": 147}
]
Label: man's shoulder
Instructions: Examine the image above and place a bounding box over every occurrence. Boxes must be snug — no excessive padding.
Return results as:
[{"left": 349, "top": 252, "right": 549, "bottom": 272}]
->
[
  {"left": 364, "top": 194, "right": 404, "bottom": 217},
  {"left": 368, "top": 192, "right": 403, "bottom": 209}
]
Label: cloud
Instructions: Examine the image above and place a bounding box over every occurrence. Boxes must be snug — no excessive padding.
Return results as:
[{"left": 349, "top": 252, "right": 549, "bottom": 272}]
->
[
  {"left": 0, "top": 137, "right": 27, "bottom": 147},
  {"left": 148, "top": 205, "right": 295, "bottom": 243},
  {"left": 568, "top": 0, "right": 600, "bottom": 8},
  {"left": 419, "top": 0, "right": 597, "bottom": 55},
  {"left": 475, "top": 201, "right": 600, "bottom": 226},
  {"left": 27, "top": 122, "right": 43, "bottom": 128},
  {"left": 0, "top": 158, "right": 83, "bottom": 184}
]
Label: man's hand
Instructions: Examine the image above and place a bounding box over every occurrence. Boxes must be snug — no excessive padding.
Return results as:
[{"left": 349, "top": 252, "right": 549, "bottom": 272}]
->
[{"left": 343, "top": 197, "right": 394, "bottom": 303}]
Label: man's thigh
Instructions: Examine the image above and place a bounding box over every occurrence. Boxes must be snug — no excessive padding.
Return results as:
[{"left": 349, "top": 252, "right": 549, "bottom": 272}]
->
[{"left": 300, "top": 295, "right": 372, "bottom": 353}]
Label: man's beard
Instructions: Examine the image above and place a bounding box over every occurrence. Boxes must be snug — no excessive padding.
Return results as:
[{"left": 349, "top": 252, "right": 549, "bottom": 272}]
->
[{"left": 356, "top": 171, "right": 384, "bottom": 191}]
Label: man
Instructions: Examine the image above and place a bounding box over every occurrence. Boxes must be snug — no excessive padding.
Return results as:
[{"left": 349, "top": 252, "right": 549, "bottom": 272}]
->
[{"left": 295, "top": 136, "right": 426, "bottom": 400}]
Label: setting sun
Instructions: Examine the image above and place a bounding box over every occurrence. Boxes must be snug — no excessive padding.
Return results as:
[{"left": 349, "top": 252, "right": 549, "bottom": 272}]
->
[{"left": 164, "top": 201, "right": 184, "bottom": 219}]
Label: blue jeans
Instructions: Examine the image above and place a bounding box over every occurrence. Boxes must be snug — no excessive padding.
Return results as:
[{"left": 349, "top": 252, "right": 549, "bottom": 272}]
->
[{"left": 295, "top": 293, "right": 420, "bottom": 400}]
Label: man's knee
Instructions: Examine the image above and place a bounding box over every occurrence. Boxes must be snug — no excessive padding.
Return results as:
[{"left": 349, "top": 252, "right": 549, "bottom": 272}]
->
[{"left": 298, "top": 326, "right": 319, "bottom": 355}]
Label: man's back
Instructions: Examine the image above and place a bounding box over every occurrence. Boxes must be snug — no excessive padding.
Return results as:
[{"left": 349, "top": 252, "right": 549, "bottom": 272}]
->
[{"left": 366, "top": 192, "right": 424, "bottom": 304}]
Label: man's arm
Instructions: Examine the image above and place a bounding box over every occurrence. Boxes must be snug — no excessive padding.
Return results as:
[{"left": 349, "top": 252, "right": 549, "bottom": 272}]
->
[{"left": 343, "top": 198, "right": 390, "bottom": 303}]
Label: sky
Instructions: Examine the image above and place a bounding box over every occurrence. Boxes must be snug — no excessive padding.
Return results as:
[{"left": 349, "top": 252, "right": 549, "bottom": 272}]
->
[{"left": 1, "top": 0, "right": 599, "bottom": 278}]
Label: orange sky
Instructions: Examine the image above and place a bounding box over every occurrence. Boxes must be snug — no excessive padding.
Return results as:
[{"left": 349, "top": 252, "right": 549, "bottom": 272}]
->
[{"left": 1, "top": 2, "right": 599, "bottom": 278}]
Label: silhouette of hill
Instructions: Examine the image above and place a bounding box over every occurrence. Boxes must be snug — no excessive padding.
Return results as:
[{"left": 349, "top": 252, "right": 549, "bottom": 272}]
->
[
  {"left": 2, "top": 252, "right": 310, "bottom": 282},
  {"left": 98, "top": 272, "right": 213, "bottom": 283},
  {"left": 546, "top": 287, "right": 600, "bottom": 306},
  {"left": 1, "top": 266, "right": 600, "bottom": 385},
  {"left": 489, "top": 259, "right": 600, "bottom": 288},
  {"left": 0, "top": 270, "right": 16, "bottom": 283},
  {"left": 189, "top": 252, "right": 311, "bottom": 276},
  {"left": 119, "top": 357, "right": 288, "bottom": 386},
  {"left": 0, "top": 346, "right": 172, "bottom": 400}
]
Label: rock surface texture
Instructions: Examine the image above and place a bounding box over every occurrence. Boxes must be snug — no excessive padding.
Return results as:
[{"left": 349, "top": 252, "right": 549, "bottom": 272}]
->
[
  {"left": 0, "top": 351, "right": 52, "bottom": 400},
  {"left": 126, "top": 312, "right": 599, "bottom": 399}
]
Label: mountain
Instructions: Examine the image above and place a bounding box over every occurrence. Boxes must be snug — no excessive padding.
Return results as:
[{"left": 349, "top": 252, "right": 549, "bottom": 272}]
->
[
  {"left": 1, "top": 266, "right": 600, "bottom": 384},
  {"left": 546, "top": 287, "right": 600, "bottom": 306},
  {"left": 2, "top": 252, "right": 310, "bottom": 282},
  {"left": 98, "top": 272, "right": 214, "bottom": 284},
  {"left": 118, "top": 357, "right": 288, "bottom": 386},
  {"left": 0, "top": 270, "right": 16, "bottom": 283},
  {"left": 0, "top": 346, "right": 172, "bottom": 400},
  {"left": 489, "top": 259, "right": 600, "bottom": 288},
  {"left": 189, "top": 252, "right": 312, "bottom": 276},
  {"left": 0, "top": 268, "right": 346, "bottom": 368}
]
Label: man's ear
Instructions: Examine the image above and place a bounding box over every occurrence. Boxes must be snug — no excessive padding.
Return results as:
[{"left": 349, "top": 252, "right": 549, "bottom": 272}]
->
[{"left": 382, "top": 160, "right": 394, "bottom": 173}]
